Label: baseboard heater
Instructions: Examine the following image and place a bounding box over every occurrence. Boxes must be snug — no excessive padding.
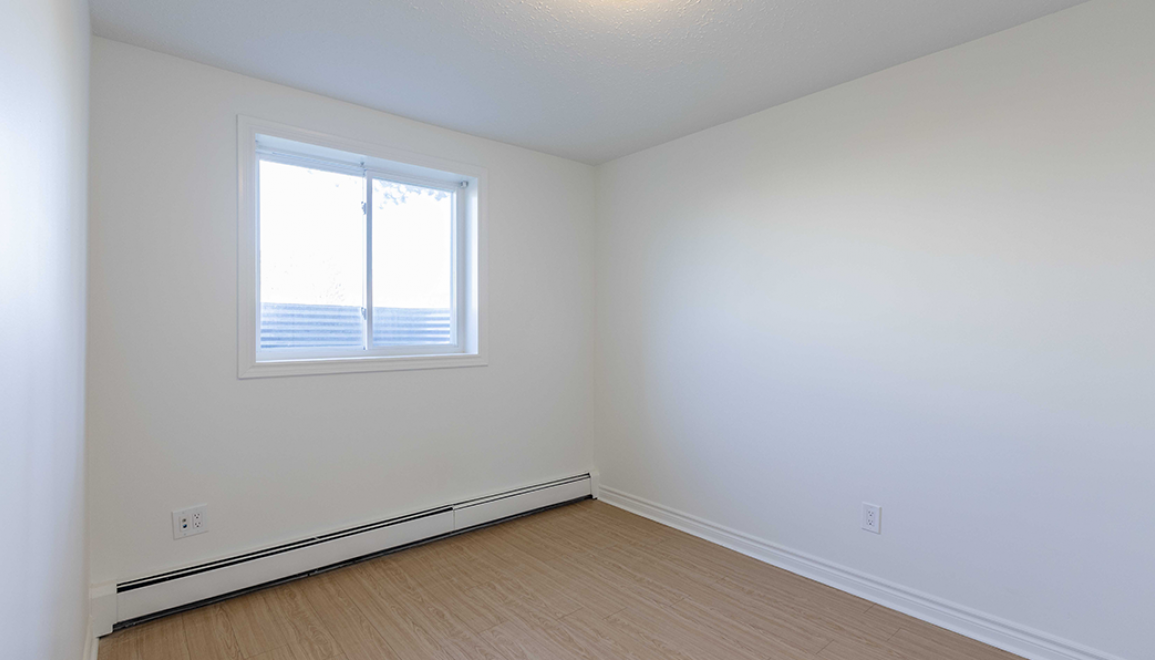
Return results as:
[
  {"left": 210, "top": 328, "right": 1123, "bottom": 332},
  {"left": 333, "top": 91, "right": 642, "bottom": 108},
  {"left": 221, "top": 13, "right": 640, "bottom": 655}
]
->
[{"left": 113, "top": 473, "right": 592, "bottom": 628}]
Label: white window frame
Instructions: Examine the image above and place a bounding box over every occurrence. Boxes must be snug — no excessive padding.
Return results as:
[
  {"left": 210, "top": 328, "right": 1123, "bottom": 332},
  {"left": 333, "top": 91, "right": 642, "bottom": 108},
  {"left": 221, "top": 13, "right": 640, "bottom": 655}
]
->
[{"left": 237, "top": 116, "right": 487, "bottom": 378}]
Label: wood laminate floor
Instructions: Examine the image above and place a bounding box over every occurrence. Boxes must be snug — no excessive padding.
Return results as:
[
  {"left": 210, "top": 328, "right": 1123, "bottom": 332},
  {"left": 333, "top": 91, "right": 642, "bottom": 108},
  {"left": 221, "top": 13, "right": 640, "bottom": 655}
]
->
[{"left": 98, "top": 500, "right": 1024, "bottom": 660}]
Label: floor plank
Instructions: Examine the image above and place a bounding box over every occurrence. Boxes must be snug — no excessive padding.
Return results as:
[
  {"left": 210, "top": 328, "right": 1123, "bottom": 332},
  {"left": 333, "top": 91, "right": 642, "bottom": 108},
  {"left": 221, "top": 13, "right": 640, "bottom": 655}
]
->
[
  {"left": 98, "top": 501, "right": 1026, "bottom": 660},
  {"left": 181, "top": 604, "right": 243, "bottom": 660},
  {"left": 218, "top": 590, "right": 294, "bottom": 658},
  {"left": 297, "top": 574, "right": 402, "bottom": 660}
]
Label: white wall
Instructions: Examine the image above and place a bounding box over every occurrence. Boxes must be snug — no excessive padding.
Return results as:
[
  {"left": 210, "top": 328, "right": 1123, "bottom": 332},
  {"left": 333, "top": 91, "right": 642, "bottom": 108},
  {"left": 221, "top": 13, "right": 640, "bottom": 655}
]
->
[
  {"left": 87, "top": 38, "right": 596, "bottom": 587},
  {"left": 594, "top": 2, "right": 1153, "bottom": 659},
  {"left": 0, "top": 0, "right": 91, "bottom": 658}
]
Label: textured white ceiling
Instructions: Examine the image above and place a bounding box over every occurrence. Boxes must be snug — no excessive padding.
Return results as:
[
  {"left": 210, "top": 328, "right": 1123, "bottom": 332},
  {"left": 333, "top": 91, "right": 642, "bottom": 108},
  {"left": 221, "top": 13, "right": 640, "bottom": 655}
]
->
[{"left": 91, "top": 0, "right": 1085, "bottom": 164}]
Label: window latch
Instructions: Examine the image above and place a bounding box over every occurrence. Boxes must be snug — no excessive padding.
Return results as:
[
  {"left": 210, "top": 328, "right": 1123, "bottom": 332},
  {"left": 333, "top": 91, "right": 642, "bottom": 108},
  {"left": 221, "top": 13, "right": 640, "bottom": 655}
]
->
[{"left": 360, "top": 307, "right": 367, "bottom": 320}]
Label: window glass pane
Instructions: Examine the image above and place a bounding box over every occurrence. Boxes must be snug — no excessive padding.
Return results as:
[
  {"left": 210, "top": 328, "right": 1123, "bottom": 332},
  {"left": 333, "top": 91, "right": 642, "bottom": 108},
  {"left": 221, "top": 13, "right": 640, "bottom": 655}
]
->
[
  {"left": 371, "top": 180, "right": 453, "bottom": 346},
  {"left": 259, "top": 159, "right": 365, "bottom": 350}
]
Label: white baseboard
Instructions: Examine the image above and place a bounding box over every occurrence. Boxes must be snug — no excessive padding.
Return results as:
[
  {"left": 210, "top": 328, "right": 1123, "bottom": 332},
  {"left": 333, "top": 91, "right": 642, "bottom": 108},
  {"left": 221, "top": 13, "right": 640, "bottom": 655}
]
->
[
  {"left": 103, "top": 473, "right": 591, "bottom": 627},
  {"left": 90, "top": 581, "right": 117, "bottom": 637},
  {"left": 454, "top": 475, "right": 591, "bottom": 530},
  {"left": 83, "top": 618, "right": 98, "bottom": 660},
  {"left": 117, "top": 510, "right": 455, "bottom": 622},
  {"left": 599, "top": 485, "right": 1124, "bottom": 660}
]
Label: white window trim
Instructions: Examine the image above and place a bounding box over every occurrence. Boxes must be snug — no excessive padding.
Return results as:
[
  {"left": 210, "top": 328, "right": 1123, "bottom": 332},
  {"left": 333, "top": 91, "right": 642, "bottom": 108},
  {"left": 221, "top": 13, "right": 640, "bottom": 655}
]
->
[{"left": 237, "top": 115, "right": 488, "bottom": 378}]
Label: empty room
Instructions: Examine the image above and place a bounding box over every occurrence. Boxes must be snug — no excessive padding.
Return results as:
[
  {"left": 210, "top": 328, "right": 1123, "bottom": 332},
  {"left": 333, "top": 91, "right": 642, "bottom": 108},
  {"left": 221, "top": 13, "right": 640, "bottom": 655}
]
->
[{"left": 3, "top": 1, "right": 1152, "bottom": 660}]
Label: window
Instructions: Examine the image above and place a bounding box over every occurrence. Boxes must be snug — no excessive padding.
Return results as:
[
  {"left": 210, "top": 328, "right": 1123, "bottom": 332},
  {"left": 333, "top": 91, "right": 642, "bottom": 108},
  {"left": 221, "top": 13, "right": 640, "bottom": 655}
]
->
[{"left": 238, "top": 117, "right": 486, "bottom": 377}]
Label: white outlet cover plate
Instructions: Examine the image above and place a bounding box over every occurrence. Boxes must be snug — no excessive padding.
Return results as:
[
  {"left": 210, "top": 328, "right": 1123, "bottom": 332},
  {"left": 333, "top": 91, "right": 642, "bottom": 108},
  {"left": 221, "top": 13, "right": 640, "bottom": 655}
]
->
[
  {"left": 173, "top": 504, "right": 208, "bottom": 539},
  {"left": 861, "top": 502, "right": 881, "bottom": 534}
]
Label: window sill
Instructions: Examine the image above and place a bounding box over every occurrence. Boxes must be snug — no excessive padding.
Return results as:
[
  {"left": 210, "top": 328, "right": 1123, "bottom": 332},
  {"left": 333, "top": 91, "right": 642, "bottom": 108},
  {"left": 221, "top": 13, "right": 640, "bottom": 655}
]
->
[{"left": 239, "top": 352, "right": 487, "bottom": 379}]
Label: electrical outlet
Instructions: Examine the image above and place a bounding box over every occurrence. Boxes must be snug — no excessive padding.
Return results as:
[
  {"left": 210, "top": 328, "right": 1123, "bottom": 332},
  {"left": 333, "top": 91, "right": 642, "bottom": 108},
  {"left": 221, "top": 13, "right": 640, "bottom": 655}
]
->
[
  {"left": 861, "top": 502, "right": 881, "bottom": 534},
  {"left": 173, "top": 505, "right": 208, "bottom": 539}
]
